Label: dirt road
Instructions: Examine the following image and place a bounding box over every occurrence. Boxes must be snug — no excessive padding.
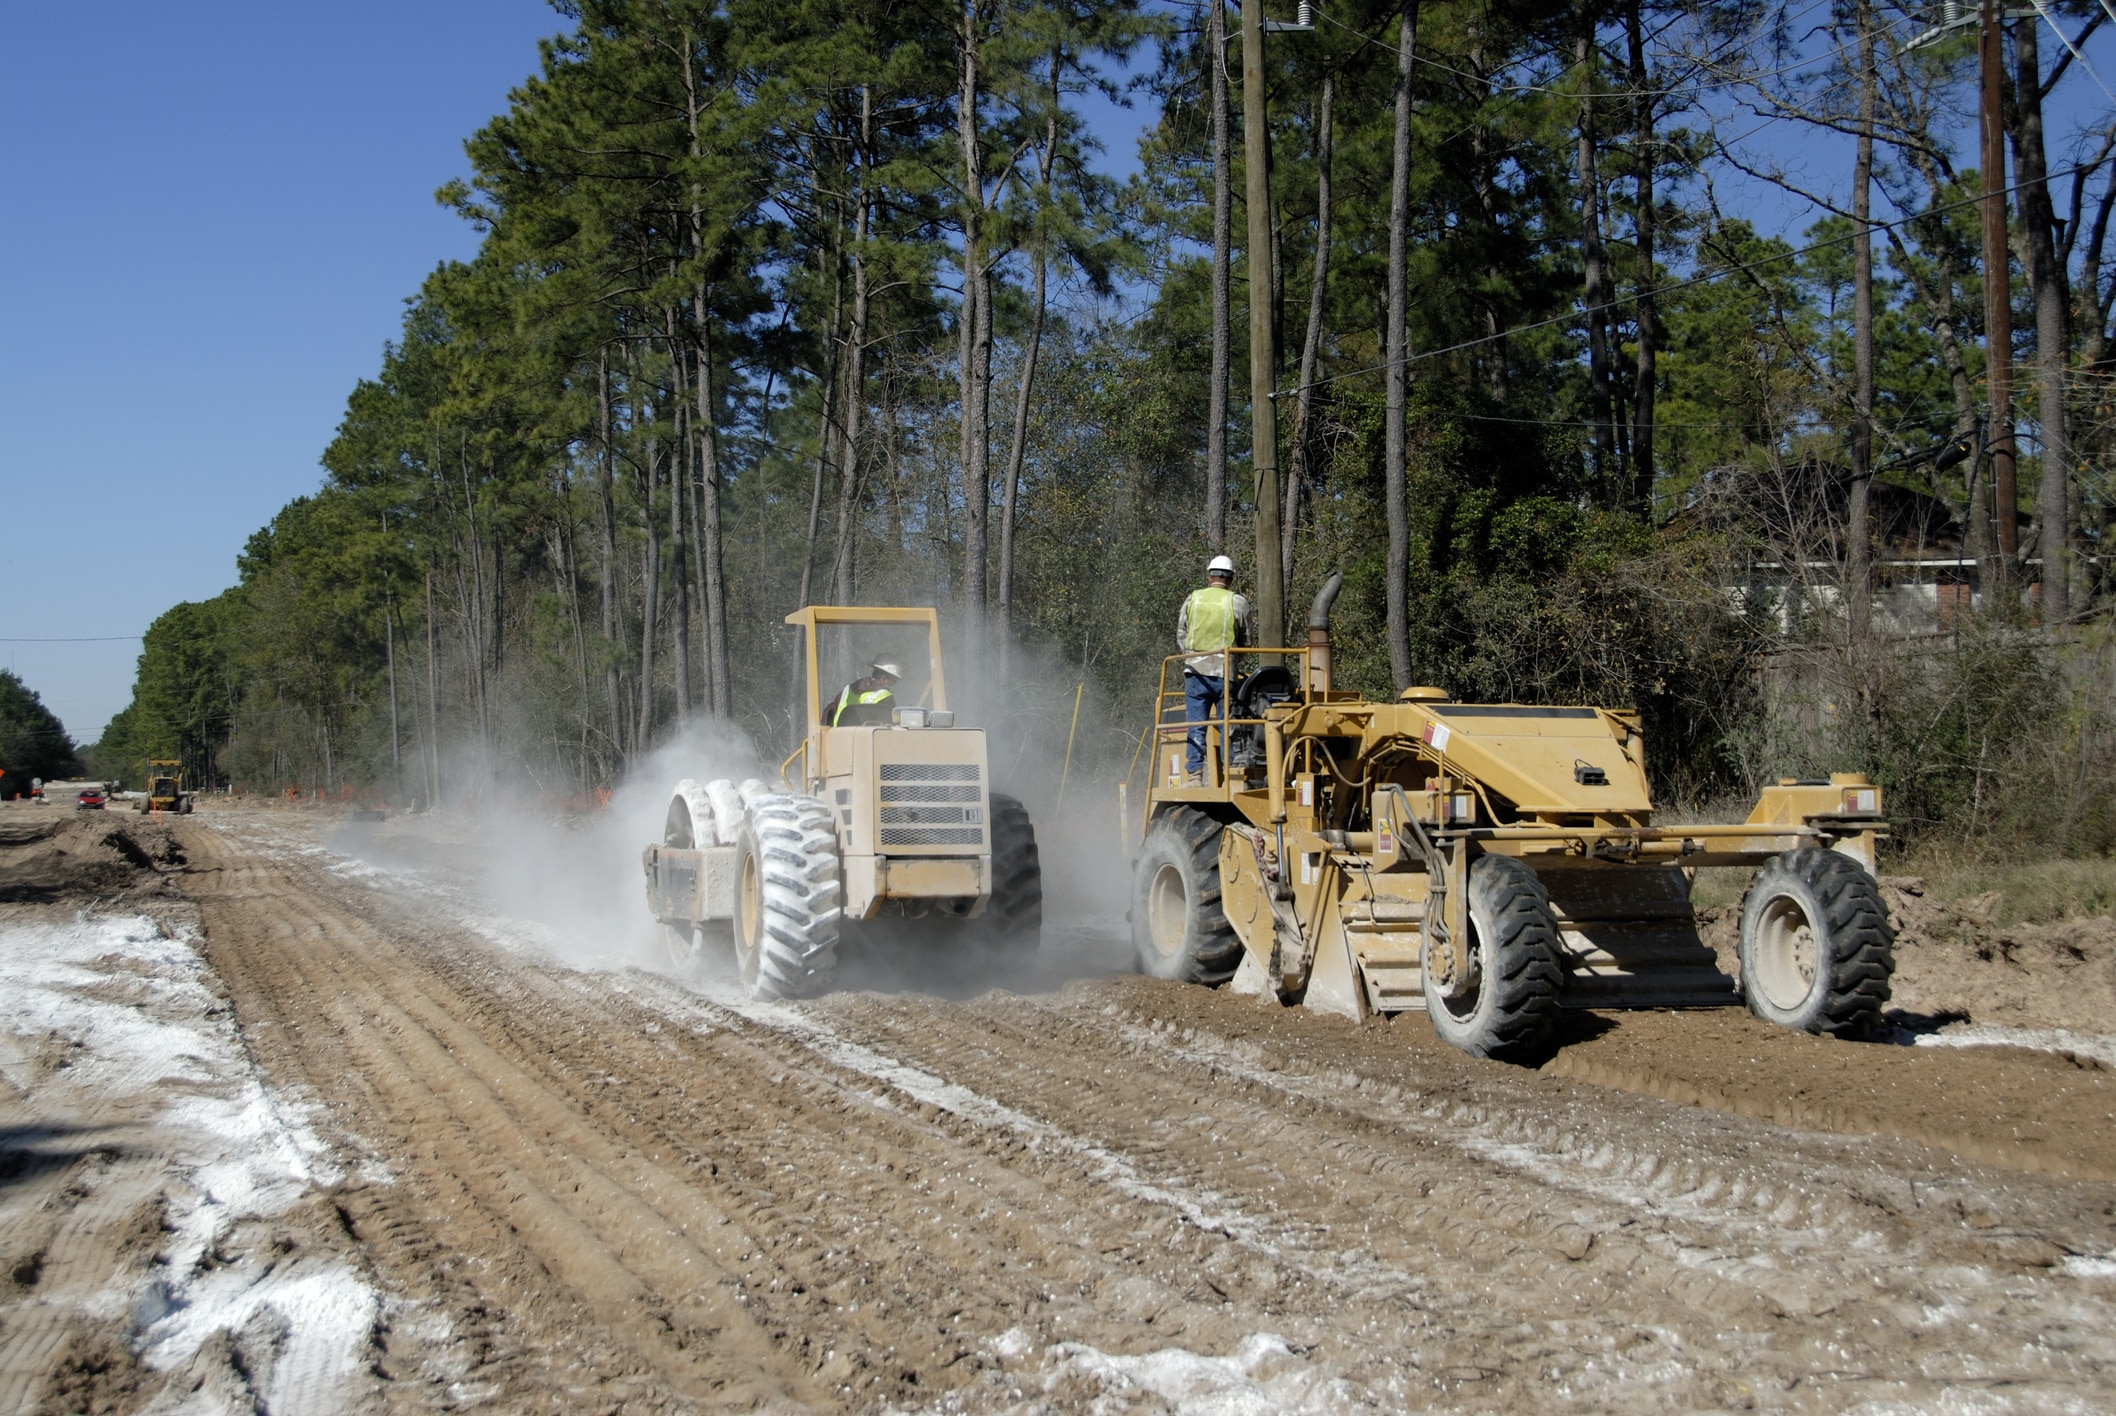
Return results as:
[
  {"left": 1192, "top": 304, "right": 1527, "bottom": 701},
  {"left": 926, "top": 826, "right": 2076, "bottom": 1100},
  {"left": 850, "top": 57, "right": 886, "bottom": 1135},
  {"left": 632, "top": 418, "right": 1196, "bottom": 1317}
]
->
[{"left": 5, "top": 803, "right": 2116, "bottom": 1413}]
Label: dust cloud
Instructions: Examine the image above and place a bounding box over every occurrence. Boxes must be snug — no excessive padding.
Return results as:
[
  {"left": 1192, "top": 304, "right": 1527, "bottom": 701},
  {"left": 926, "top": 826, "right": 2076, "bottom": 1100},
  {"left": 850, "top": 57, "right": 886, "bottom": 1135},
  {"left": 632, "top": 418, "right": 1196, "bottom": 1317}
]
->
[{"left": 323, "top": 636, "right": 1146, "bottom": 998}]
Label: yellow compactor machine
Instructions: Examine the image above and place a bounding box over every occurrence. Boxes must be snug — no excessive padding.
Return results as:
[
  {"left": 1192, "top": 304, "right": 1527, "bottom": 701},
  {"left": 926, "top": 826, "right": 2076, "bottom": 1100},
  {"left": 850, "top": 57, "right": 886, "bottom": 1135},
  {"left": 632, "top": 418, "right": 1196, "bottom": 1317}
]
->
[
  {"left": 1129, "top": 574, "right": 1894, "bottom": 1059},
  {"left": 643, "top": 606, "right": 1042, "bottom": 998}
]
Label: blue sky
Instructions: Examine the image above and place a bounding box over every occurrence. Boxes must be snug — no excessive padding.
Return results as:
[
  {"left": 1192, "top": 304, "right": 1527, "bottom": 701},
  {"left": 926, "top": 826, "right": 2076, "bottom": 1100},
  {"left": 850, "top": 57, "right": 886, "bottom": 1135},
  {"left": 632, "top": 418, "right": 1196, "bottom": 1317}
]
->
[
  {"left": 0, "top": 2, "right": 560, "bottom": 744},
  {"left": 3, "top": 1, "right": 2109, "bottom": 747}
]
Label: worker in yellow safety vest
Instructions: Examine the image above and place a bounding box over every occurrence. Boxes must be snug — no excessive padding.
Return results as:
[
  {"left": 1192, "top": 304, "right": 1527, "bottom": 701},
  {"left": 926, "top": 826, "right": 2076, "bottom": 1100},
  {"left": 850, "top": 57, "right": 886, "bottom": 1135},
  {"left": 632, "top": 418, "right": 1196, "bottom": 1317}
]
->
[
  {"left": 832, "top": 660, "right": 903, "bottom": 726},
  {"left": 1175, "top": 555, "right": 1254, "bottom": 786}
]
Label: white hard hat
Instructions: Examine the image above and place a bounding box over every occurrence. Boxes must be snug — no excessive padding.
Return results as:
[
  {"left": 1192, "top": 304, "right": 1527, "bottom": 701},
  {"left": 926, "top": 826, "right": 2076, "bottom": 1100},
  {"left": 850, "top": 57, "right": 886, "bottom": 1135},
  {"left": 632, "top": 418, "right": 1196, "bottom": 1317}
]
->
[
  {"left": 1206, "top": 554, "right": 1236, "bottom": 576},
  {"left": 871, "top": 660, "right": 904, "bottom": 678}
]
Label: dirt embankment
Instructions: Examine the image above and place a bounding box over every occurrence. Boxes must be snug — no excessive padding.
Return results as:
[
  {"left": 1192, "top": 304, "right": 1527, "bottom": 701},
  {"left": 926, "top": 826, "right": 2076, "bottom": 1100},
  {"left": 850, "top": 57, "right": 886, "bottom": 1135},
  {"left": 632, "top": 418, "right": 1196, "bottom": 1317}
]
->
[
  {"left": 1694, "top": 875, "right": 2116, "bottom": 1036},
  {"left": 0, "top": 808, "right": 186, "bottom": 905},
  {"left": 1876, "top": 876, "right": 2116, "bottom": 1033}
]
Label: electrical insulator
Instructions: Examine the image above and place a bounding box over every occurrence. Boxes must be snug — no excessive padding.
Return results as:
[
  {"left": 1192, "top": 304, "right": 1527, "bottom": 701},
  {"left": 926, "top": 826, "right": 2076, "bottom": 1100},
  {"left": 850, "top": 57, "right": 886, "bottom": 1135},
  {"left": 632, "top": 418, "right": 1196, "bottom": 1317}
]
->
[{"left": 1297, "top": 0, "right": 1314, "bottom": 24}]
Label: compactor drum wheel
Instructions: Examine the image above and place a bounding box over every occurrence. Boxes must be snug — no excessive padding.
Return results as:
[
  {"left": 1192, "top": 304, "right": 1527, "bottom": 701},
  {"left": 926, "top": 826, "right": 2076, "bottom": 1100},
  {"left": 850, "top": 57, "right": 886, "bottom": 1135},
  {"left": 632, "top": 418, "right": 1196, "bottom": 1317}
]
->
[
  {"left": 1423, "top": 855, "right": 1565, "bottom": 1060},
  {"left": 1130, "top": 807, "right": 1242, "bottom": 985},
  {"left": 662, "top": 920, "right": 700, "bottom": 975},
  {"left": 1738, "top": 848, "right": 1894, "bottom": 1037},
  {"left": 731, "top": 794, "right": 842, "bottom": 1000},
  {"left": 659, "top": 788, "right": 712, "bottom": 976},
  {"left": 981, "top": 793, "right": 1043, "bottom": 955}
]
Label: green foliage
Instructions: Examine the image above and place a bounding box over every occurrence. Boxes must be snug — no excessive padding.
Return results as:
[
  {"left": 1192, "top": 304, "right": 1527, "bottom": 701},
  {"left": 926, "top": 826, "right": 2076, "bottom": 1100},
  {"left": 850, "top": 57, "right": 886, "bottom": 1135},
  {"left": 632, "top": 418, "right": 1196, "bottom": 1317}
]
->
[
  {"left": 93, "top": 0, "right": 2111, "bottom": 850},
  {"left": 0, "top": 670, "right": 81, "bottom": 792}
]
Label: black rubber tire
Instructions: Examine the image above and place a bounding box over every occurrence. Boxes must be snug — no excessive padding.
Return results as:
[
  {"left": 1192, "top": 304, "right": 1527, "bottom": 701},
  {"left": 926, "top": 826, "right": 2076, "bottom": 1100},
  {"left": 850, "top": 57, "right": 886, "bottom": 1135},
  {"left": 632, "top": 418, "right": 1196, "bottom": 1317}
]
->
[
  {"left": 732, "top": 794, "right": 842, "bottom": 1000},
  {"left": 1130, "top": 807, "right": 1243, "bottom": 985},
  {"left": 1424, "top": 855, "right": 1565, "bottom": 1061},
  {"left": 981, "top": 793, "right": 1043, "bottom": 954},
  {"left": 1738, "top": 848, "right": 1894, "bottom": 1038}
]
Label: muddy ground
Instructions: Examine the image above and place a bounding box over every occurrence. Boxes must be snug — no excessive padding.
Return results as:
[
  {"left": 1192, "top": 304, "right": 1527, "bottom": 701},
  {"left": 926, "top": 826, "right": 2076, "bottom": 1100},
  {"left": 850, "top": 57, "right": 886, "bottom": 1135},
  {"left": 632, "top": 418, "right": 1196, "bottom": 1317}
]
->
[{"left": 3, "top": 799, "right": 2114, "bottom": 1414}]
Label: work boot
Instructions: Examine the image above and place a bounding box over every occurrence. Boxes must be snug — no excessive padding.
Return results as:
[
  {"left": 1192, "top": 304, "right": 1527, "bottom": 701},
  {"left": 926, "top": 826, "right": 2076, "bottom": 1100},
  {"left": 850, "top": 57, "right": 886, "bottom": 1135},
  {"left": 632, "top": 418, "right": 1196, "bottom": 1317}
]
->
[{"left": 1184, "top": 770, "right": 1204, "bottom": 788}]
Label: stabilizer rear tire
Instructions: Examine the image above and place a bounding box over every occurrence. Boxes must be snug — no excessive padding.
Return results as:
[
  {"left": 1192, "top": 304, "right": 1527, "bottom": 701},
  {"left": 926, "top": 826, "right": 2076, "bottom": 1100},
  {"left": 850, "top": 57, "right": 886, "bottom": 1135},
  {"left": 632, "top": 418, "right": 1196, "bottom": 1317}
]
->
[
  {"left": 1130, "top": 807, "right": 1242, "bottom": 985},
  {"left": 1738, "top": 848, "right": 1894, "bottom": 1038},
  {"left": 1424, "top": 854, "right": 1565, "bottom": 1061},
  {"left": 981, "top": 793, "right": 1043, "bottom": 955},
  {"left": 733, "top": 794, "right": 841, "bottom": 999}
]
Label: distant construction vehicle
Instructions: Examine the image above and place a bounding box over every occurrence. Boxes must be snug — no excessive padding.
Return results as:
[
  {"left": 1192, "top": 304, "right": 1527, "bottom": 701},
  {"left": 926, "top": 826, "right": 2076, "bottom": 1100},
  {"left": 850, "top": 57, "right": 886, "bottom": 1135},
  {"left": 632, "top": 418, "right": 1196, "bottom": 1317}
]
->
[
  {"left": 1128, "top": 573, "right": 1894, "bottom": 1059},
  {"left": 642, "top": 606, "right": 1041, "bottom": 997},
  {"left": 138, "top": 760, "right": 193, "bottom": 815}
]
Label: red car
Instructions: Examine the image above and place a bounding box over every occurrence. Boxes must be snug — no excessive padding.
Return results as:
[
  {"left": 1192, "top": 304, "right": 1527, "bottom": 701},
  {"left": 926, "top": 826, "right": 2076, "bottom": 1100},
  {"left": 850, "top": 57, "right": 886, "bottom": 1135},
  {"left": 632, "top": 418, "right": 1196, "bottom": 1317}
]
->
[{"left": 75, "top": 789, "right": 105, "bottom": 810}]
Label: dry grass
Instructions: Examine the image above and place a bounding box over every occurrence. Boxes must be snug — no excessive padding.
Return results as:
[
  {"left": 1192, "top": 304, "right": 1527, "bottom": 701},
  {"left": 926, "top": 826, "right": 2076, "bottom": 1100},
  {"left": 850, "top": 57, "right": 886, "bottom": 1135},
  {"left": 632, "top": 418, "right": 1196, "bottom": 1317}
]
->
[{"left": 1890, "top": 850, "right": 2116, "bottom": 926}]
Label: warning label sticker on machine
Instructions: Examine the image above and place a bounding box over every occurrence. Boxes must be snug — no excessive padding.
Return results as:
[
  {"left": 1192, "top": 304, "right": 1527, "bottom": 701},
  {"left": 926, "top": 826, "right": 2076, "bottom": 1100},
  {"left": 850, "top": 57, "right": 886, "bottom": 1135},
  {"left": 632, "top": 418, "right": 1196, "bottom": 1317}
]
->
[{"left": 1422, "top": 722, "right": 1451, "bottom": 752}]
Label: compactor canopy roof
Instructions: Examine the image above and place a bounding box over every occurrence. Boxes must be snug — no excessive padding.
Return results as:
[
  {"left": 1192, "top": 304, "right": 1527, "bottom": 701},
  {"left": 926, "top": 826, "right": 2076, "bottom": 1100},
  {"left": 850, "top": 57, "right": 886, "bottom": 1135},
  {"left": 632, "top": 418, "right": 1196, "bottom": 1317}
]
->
[{"left": 784, "top": 606, "right": 948, "bottom": 731}]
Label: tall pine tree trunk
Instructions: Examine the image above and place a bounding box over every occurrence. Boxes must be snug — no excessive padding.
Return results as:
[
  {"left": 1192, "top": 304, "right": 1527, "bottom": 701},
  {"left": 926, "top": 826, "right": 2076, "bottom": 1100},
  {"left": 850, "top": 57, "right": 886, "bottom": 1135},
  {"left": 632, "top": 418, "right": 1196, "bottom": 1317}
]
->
[
  {"left": 1284, "top": 71, "right": 1332, "bottom": 590},
  {"left": 830, "top": 88, "right": 875, "bottom": 606},
  {"left": 1206, "top": 0, "right": 1232, "bottom": 551},
  {"left": 798, "top": 225, "right": 844, "bottom": 610},
  {"left": 1849, "top": 0, "right": 1876, "bottom": 640},
  {"left": 957, "top": 4, "right": 992, "bottom": 677},
  {"left": 666, "top": 317, "right": 693, "bottom": 721},
  {"left": 1627, "top": 0, "right": 1656, "bottom": 514},
  {"left": 426, "top": 562, "right": 442, "bottom": 803},
  {"left": 1384, "top": 1, "right": 1417, "bottom": 691},
  {"left": 385, "top": 593, "right": 400, "bottom": 796},
  {"left": 680, "top": 40, "right": 732, "bottom": 717},
  {"left": 1577, "top": 8, "right": 1612, "bottom": 485},
  {"left": 1467, "top": 19, "right": 1508, "bottom": 405},
  {"left": 2012, "top": 20, "right": 2071, "bottom": 619},
  {"left": 691, "top": 313, "right": 732, "bottom": 718},
  {"left": 598, "top": 353, "right": 624, "bottom": 761},
  {"left": 636, "top": 420, "right": 661, "bottom": 752},
  {"left": 999, "top": 62, "right": 1058, "bottom": 670}
]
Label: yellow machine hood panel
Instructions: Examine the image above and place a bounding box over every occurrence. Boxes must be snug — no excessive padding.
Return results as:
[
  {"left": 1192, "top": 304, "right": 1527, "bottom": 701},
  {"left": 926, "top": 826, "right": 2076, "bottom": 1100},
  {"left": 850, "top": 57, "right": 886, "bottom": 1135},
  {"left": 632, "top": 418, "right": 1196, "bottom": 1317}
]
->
[{"left": 1413, "top": 704, "right": 1653, "bottom": 816}]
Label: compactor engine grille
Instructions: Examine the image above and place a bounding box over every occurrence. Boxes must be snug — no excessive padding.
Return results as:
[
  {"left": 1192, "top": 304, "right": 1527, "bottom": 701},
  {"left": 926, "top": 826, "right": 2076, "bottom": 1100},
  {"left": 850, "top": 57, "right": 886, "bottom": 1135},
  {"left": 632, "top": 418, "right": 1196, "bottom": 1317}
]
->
[{"left": 876, "top": 762, "right": 985, "bottom": 847}]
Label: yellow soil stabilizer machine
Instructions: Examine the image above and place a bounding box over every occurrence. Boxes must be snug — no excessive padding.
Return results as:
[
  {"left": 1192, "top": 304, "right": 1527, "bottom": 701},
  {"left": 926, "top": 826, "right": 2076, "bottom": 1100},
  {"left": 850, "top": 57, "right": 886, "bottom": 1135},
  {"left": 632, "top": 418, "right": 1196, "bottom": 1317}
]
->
[
  {"left": 1128, "top": 574, "right": 1894, "bottom": 1059},
  {"left": 641, "top": 606, "right": 1042, "bottom": 998}
]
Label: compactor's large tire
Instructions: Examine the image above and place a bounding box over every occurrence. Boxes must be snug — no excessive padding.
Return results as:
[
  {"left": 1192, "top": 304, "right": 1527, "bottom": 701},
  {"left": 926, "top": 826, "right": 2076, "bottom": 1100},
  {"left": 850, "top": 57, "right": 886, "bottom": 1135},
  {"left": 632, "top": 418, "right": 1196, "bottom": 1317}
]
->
[
  {"left": 1738, "top": 848, "right": 1893, "bottom": 1038},
  {"left": 1424, "top": 855, "right": 1564, "bottom": 1061},
  {"left": 1130, "top": 808, "right": 1242, "bottom": 985},
  {"left": 732, "top": 794, "right": 842, "bottom": 1000},
  {"left": 980, "top": 793, "right": 1043, "bottom": 955}
]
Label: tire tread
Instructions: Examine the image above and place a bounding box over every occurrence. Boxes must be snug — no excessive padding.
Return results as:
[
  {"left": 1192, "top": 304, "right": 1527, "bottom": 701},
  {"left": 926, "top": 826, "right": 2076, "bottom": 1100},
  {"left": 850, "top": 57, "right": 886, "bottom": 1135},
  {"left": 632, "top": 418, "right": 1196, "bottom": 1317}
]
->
[
  {"left": 742, "top": 793, "right": 840, "bottom": 1000},
  {"left": 1739, "top": 847, "right": 1895, "bottom": 1038}
]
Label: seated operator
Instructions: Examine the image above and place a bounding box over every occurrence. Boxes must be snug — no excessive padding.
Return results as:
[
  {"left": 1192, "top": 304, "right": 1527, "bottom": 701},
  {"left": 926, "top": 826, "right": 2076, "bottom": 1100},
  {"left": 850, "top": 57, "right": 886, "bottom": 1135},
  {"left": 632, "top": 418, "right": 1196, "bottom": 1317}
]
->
[{"left": 831, "top": 659, "right": 903, "bottom": 726}]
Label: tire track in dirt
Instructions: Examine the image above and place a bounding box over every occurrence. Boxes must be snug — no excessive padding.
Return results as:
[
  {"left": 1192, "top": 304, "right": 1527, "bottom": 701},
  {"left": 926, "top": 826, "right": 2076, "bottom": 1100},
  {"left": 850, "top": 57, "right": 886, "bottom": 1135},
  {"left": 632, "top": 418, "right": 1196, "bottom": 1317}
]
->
[
  {"left": 188, "top": 839, "right": 826, "bottom": 1412},
  {"left": 804, "top": 990, "right": 2085, "bottom": 1385},
  {"left": 178, "top": 815, "right": 2116, "bottom": 1412},
  {"left": 186, "top": 827, "right": 1330, "bottom": 1408},
  {"left": 0, "top": 1142, "right": 170, "bottom": 1416},
  {"left": 1536, "top": 1011, "right": 2116, "bottom": 1184}
]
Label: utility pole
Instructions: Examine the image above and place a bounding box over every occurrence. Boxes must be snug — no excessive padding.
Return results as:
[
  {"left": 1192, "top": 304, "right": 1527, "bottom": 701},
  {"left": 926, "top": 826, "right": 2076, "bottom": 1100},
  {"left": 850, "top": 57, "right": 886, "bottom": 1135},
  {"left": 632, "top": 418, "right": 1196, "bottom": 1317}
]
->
[
  {"left": 1978, "top": 0, "right": 2017, "bottom": 578},
  {"left": 1239, "top": 0, "right": 1310, "bottom": 646}
]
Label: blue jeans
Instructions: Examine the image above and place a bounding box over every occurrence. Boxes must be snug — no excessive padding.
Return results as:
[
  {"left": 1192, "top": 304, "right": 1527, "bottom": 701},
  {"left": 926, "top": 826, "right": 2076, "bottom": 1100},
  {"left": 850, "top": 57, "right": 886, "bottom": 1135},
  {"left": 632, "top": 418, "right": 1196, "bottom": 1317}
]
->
[{"left": 1184, "top": 671, "right": 1224, "bottom": 776}]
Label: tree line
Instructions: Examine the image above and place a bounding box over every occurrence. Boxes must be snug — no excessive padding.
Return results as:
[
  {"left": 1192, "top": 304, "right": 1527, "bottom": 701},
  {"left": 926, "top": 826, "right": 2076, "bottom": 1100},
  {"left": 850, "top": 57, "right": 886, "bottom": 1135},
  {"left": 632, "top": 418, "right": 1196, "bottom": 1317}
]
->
[{"left": 92, "top": 0, "right": 2116, "bottom": 855}]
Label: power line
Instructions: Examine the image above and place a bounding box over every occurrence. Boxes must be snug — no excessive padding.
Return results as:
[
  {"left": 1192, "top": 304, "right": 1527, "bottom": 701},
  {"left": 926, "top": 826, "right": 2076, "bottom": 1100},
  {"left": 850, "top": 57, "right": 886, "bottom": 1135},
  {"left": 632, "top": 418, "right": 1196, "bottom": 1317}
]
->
[{"left": 1280, "top": 158, "right": 2108, "bottom": 401}]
